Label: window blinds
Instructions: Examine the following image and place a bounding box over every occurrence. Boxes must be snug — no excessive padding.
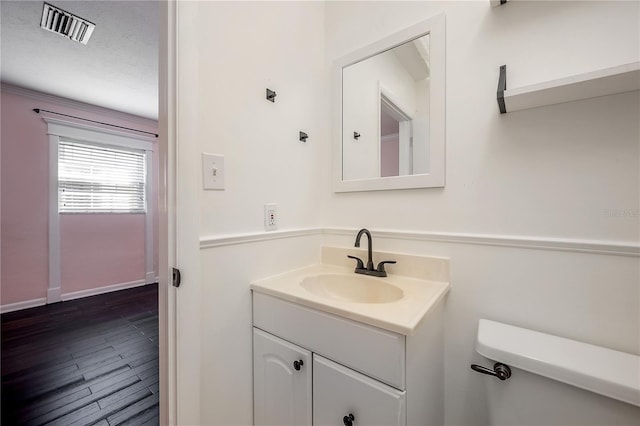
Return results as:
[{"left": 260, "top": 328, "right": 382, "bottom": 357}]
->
[{"left": 58, "top": 140, "right": 146, "bottom": 213}]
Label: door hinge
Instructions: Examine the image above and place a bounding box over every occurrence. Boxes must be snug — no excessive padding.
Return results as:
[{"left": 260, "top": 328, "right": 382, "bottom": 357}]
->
[{"left": 172, "top": 267, "right": 181, "bottom": 288}]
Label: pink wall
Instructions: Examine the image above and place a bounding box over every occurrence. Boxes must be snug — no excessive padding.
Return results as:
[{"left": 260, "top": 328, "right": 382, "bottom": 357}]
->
[
  {"left": 61, "top": 214, "right": 146, "bottom": 293},
  {"left": 1, "top": 86, "right": 158, "bottom": 305},
  {"left": 380, "top": 137, "right": 400, "bottom": 177},
  {"left": 1, "top": 91, "right": 49, "bottom": 303}
]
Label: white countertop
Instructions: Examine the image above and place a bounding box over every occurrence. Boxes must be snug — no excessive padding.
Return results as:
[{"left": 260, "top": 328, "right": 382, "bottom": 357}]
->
[{"left": 250, "top": 263, "right": 450, "bottom": 335}]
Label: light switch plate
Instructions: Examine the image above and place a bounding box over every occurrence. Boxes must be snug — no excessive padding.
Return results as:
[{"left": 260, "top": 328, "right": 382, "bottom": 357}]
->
[{"left": 202, "top": 153, "right": 225, "bottom": 190}]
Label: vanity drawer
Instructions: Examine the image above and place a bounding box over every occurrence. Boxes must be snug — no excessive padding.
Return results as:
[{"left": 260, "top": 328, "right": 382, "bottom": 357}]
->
[
  {"left": 313, "top": 354, "right": 406, "bottom": 426},
  {"left": 252, "top": 292, "right": 405, "bottom": 389}
]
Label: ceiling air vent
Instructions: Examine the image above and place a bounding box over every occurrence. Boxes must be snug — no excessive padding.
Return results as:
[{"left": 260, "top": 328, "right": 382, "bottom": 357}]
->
[{"left": 40, "top": 2, "right": 95, "bottom": 45}]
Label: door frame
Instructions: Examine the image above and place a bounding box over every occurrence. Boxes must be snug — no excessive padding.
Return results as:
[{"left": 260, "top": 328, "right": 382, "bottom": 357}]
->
[{"left": 159, "top": 0, "right": 177, "bottom": 424}]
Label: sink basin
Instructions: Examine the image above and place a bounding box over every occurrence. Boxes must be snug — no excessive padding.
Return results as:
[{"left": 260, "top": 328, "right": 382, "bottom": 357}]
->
[{"left": 300, "top": 274, "right": 404, "bottom": 304}]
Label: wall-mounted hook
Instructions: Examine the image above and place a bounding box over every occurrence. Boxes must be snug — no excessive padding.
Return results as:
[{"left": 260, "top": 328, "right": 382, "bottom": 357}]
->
[
  {"left": 471, "top": 362, "right": 512, "bottom": 381},
  {"left": 353, "top": 132, "right": 361, "bottom": 140},
  {"left": 299, "top": 131, "right": 309, "bottom": 142},
  {"left": 266, "top": 88, "right": 277, "bottom": 103}
]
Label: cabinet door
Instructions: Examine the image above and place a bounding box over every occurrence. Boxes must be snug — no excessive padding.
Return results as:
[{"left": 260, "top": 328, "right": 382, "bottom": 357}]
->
[
  {"left": 253, "top": 328, "right": 312, "bottom": 426},
  {"left": 313, "top": 354, "right": 406, "bottom": 426}
]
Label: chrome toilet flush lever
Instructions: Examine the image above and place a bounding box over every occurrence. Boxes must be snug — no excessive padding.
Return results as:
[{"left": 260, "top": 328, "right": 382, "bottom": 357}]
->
[
  {"left": 470, "top": 362, "right": 512, "bottom": 381},
  {"left": 347, "top": 229, "right": 396, "bottom": 277}
]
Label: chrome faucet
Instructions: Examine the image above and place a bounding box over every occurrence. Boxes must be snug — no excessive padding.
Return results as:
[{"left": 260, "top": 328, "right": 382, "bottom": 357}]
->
[{"left": 348, "top": 228, "right": 396, "bottom": 277}]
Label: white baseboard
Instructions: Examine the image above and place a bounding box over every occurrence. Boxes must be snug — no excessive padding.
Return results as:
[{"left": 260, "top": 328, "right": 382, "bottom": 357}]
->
[
  {"left": 61, "top": 279, "right": 152, "bottom": 302},
  {"left": 2, "top": 280, "right": 155, "bottom": 313},
  {"left": 47, "top": 287, "right": 62, "bottom": 303},
  {"left": 146, "top": 271, "right": 156, "bottom": 284},
  {"left": 1, "top": 297, "right": 47, "bottom": 314}
]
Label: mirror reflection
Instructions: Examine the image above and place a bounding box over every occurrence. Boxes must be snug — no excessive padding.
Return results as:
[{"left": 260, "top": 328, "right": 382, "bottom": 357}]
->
[{"left": 342, "top": 34, "right": 430, "bottom": 181}]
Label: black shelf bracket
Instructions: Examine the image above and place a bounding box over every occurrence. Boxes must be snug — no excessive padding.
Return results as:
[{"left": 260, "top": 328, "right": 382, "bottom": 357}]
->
[
  {"left": 299, "top": 131, "right": 309, "bottom": 142},
  {"left": 266, "top": 88, "right": 277, "bottom": 103},
  {"left": 497, "top": 65, "right": 507, "bottom": 114}
]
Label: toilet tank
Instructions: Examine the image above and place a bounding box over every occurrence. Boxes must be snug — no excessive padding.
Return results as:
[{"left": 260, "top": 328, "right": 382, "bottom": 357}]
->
[{"left": 474, "top": 320, "right": 640, "bottom": 426}]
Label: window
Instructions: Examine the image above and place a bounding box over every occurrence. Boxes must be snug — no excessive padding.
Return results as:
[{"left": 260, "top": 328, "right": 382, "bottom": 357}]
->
[{"left": 58, "top": 139, "right": 146, "bottom": 213}]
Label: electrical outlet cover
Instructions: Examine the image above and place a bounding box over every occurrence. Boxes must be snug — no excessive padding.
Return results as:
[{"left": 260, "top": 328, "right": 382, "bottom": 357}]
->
[{"left": 264, "top": 204, "right": 277, "bottom": 231}]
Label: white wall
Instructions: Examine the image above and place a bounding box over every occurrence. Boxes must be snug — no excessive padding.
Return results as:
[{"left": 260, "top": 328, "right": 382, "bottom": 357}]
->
[
  {"left": 176, "top": 1, "right": 639, "bottom": 425},
  {"left": 175, "top": 2, "right": 327, "bottom": 424},
  {"left": 194, "top": 2, "right": 326, "bottom": 236},
  {"left": 324, "top": 1, "right": 639, "bottom": 240},
  {"left": 324, "top": 1, "right": 639, "bottom": 425},
  {"left": 199, "top": 235, "right": 321, "bottom": 425}
]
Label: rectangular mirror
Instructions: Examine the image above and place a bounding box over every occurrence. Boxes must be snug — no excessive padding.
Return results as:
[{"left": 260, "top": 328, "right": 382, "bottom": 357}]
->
[{"left": 333, "top": 13, "right": 445, "bottom": 192}]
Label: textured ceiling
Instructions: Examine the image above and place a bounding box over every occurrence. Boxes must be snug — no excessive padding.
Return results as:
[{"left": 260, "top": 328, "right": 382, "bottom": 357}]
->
[{"left": 1, "top": 1, "right": 159, "bottom": 119}]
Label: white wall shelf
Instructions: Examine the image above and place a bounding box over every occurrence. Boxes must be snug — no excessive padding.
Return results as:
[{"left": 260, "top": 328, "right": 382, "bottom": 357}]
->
[
  {"left": 497, "top": 62, "right": 640, "bottom": 113},
  {"left": 475, "top": 319, "right": 640, "bottom": 407}
]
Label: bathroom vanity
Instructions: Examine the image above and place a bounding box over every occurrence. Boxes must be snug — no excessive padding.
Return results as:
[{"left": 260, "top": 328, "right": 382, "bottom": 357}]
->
[{"left": 251, "top": 247, "right": 450, "bottom": 426}]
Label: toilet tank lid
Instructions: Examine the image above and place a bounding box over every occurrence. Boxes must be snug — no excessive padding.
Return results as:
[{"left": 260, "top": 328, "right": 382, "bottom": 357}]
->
[{"left": 476, "top": 319, "right": 640, "bottom": 407}]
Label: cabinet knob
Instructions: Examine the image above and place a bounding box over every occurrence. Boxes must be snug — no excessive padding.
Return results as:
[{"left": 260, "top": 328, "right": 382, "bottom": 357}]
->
[
  {"left": 293, "top": 360, "right": 304, "bottom": 371},
  {"left": 343, "top": 413, "right": 355, "bottom": 426}
]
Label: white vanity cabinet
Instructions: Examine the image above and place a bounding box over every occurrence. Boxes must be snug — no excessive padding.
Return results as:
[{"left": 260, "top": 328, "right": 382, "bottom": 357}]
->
[
  {"left": 253, "top": 328, "right": 312, "bottom": 426},
  {"left": 252, "top": 291, "right": 444, "bottom": 426}
]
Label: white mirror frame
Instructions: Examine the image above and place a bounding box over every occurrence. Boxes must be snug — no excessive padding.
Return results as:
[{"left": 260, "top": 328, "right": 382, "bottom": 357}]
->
[{"left": 333, "top": 13, "right": 445, "bottom": 192}]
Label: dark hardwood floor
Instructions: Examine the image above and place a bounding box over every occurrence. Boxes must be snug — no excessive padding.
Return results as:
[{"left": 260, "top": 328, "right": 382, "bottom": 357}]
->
[{"left": 1, "top": 284, "right": 159, "bottom": 426}]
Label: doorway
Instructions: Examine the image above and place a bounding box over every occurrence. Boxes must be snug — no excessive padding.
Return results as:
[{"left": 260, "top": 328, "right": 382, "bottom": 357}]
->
[{"left": 1, "top": 2, "right": 166, "bottom": 418}]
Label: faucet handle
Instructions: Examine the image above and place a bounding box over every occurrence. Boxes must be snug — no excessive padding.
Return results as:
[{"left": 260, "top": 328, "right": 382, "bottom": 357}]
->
[
  {"left": 347, "top": 255, "right": 365, "bottom": 270},
  {"left": 376, "top": 260, "right": 396, "bottom": 273}
]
